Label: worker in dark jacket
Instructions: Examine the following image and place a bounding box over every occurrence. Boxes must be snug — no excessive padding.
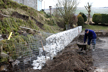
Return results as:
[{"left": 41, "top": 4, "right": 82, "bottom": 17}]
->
[{"left": 84, "top": 29, "right": 97, "bottom": 51}]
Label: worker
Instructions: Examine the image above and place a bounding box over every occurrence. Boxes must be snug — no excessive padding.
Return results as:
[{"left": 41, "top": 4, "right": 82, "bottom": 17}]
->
[{"left": 84, "top": 29, "right": 97, "bottom": 51}]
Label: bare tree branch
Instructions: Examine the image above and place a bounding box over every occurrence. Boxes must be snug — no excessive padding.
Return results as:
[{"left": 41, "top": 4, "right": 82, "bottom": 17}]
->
[
  {"left": 56, "top": 0, "right": 78, "bottom": 29},
  {"left": 85, "top": 2, "right": 92, "bottom": 24}
]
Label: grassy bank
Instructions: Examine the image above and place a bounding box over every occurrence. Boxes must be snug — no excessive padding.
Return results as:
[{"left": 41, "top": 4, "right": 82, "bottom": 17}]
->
[
  {"left": 0, "top": 0, "right": 62, "bottom": 34},
  {"left": 0, "top": 0, "right": 62, "bottom": 63},
  {"left": 83, "top": 24, "right": 108, "bottom": 31}
]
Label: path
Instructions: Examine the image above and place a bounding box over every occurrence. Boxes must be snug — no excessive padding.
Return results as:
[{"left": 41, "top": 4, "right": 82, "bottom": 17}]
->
[{"left": 92, "top": 37, "right": 108, "bottom": 72}]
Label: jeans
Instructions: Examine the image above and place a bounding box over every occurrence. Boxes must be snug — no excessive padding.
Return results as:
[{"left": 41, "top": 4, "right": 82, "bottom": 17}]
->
[
  {"left": 88, "top": 39, "right": 96, "bottom": 49},
  {"left": 88, "top": 39, "right": 96, "bottom": 45}
]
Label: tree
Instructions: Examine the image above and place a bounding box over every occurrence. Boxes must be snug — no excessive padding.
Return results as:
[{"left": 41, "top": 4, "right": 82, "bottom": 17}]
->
[
  {"left": 56, "top": 0, "right": 78, "bottom": 30},
  {"left": 77, "top": 14, "right": 84, "bottom": 27},
  {"left": 79, "top": 12, "right": 87, "bottom": 22},
  {"left": 85, "top": 2, "right": 92, "bottom": 24}
]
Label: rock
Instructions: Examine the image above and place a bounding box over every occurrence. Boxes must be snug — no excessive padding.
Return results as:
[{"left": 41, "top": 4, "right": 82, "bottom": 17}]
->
[
  {"left": 0, "top": 38, "right": 3, "bottom": 41},
  {"left": 0, "top": 13, "right": 9, "bottom": 21},
  {"left": 17, "top": 30, "right": 23, "bottom": 34},
  {"left": 0, "top": 13, "right": 3, "bottom": 21},
  {"left": 27, "top": 29, "right": 35, "bottom": 35},
  {"left": 22, "top": 31, "right": 28, "bottom": 36},
  {"left": 12, "top": 60, "right": 20, "bottom": 67},
  {"left": 20, "top": 26, "right": 37, "bottom": 35},
  {"left": 1, "top": 52, "right": 9, "bottom": 58},
  {"left": 0, "top": 34, "right": 3, "bottom": 41},
  {"left": 0, "top": 34, "right": 2, "bottom": 38}
]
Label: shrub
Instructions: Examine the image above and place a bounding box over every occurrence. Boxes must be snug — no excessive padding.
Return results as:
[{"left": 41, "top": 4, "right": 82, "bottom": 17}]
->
[
  {"left": 46, "top": 19, "right": 55, "bottom": 26},
  {"left": 79, "top": 12, "right": 87, "bottom": 22},
  {"left": 77, "top": 14, "right": 84, "bottom": 27},
  {"left": 92, "top": 14, "right": 102, "bottom": 24},
  {"left": 46, "top": 13, "right": 51, "bottom": 18},
  {"left": 0, "top": 0, "right": 20, "bottom": 9},
  {"left": 57, "top": 19, "right": 65, "bottom": 28},
  {"left": 0, "top": 3, "right": 7, "bottom": 9},
  {"left": 101, "top": 14, "right": 108, "bottom": 23},
  {"left": 92, "top": 14, "right": 108, "bottom": 24},
  {"left": 0, "top": 0, "right": 4, "bottom": 4},
  {"left": 20, "top": 5, "right": 28, "bottom": 11},
  {"left": 40, "top": 9, "right": 46, "bottom": 14},
  {"left": 8, "top": 1, "right": 20, "bottom": 8},
  {"left": 70, "top": 15, "right": 78, "bottom": 28}
]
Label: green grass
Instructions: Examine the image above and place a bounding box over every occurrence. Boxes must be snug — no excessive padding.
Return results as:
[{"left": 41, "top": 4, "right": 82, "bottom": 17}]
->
[
  {"left": 43, "top": 24, "right": 60, "bottom": 33},
  {"left": 0, "top": 0, "right": 62, "bottom": 34},
  {"left": 0, "top": 0, "right": 63, "bottom": 63},
  {"left": 0, "top": 35, "right": 32, "bottom": 63},
  {"left": 83, "top": 24, "right": 108, "bottom": 31},
  {"left": 0, "top": 17, "right": 40, "bottom": 34}
]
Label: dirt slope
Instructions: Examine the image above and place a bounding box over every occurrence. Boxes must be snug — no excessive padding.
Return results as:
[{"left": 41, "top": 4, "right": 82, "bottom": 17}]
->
[
  {"left": 38, "top": 44, "right": 93, "bottom": 72},
  {"left": 24, "top": 38, "right": 93, "bottom": 72}
]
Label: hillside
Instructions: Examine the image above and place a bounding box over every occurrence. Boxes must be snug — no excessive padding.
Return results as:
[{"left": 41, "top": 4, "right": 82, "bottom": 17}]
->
[
  {"left": 0, "top": 0, "right": 61, "bottom": 35},
  {"left": 0, "top": 0, "right": 62, "bottom": 63}
]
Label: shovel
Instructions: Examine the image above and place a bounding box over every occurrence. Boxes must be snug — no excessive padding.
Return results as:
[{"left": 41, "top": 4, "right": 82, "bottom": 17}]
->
[{"left": 40, "top": 40, "right": 46, "bottom": 58}]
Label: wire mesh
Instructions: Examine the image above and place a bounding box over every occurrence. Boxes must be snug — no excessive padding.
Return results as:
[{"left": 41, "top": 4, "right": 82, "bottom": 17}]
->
[{"left": 0, "top": 14, "right": 52, "bottom": 72}]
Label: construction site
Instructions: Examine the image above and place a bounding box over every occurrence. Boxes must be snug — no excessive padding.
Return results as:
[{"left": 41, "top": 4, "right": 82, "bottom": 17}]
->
[
  {"left": 1, "top": 28, "right": 108, "bottom": 72},
  {"left": 0, "top": 0, "right": 108, "bottom": 72}
]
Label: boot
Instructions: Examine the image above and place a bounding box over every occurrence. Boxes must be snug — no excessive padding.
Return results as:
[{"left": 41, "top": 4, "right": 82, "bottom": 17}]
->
[
  {"left": 86, "top": 45, "right": 90, "bottom": 51},
  {"left": 92, "top": 45, "right": 95, "bottom": 51}
]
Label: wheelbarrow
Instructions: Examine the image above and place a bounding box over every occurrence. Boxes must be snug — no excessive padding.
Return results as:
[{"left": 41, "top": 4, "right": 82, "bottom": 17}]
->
[{"left": 77, "top": 42, "right": 87, "bottom": 51}]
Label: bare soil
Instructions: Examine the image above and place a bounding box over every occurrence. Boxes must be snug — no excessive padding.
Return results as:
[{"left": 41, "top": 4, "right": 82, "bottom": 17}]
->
[
  {"left": 2, "top": 35, "right": 108, "bottom": 72},
  {"left": 11, "top": 12, "right": 29, "bottom": 20},
  {"left": 30, "top": 16, "right": 44, "bottom": 29},
  {"left": 36, "top": 44, "right": 93, "bottom": 72},
  {"left": 25, "top": 36, "right": 94, "bottom": 72},
  {"left": 11, "top": 12, "right": 44, "bottom": 29},
  {"left": 4, "top": 41, "right": 93, "bottom": 72}
]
